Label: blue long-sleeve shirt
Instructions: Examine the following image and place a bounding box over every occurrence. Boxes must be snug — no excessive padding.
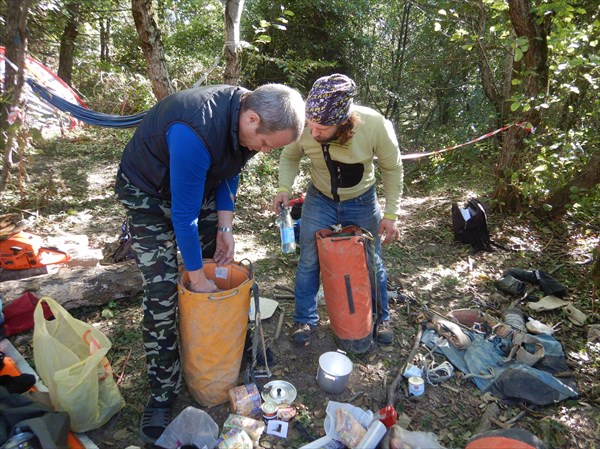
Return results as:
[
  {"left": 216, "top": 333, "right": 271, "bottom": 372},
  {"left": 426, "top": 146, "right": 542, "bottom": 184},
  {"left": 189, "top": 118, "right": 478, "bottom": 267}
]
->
[{"left": 167, "top": 123, "right": 239, "bottom": 270}]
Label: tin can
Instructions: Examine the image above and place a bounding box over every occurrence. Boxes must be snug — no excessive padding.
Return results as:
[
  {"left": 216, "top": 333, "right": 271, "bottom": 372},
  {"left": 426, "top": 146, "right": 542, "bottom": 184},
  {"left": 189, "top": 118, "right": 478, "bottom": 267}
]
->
[
  {"left": 408, "top": 376, "right": 425, "bottom": 396},
  {"left": 261, "top": 401, "right": 278, "bottom": 420}
]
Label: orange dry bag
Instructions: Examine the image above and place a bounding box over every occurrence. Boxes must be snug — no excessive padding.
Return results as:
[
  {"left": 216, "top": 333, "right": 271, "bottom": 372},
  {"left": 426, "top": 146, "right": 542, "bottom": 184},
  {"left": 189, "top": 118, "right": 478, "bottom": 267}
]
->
[
  {"left": 316, "top": 225, "right": 378, "bottom": 353},
  {"left": 178, "top": 260, "right": 253, "bottom": 406}
]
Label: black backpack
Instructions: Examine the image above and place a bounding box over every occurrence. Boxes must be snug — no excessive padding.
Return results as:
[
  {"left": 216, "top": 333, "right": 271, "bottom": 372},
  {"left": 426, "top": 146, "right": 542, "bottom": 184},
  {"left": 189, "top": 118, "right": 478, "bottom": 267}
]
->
[{"left": 451, "top": 198, "right": 493, "bottom": 251}]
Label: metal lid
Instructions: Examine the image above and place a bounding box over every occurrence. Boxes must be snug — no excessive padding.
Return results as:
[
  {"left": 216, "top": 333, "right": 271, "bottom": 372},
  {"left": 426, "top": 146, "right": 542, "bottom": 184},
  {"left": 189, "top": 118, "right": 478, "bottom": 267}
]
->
[{"left": 261, "top": 380, "right": 297, "bottom": 405}]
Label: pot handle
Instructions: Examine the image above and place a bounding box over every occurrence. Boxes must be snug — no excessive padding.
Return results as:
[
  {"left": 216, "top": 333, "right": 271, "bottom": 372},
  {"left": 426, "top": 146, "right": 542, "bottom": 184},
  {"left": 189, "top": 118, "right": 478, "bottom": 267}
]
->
[
  {"left": 324, "top": 373, "right": 337, "bottom": 381},
  {"left": 336, "top": 349, "right": 347, "bottom": 355}
]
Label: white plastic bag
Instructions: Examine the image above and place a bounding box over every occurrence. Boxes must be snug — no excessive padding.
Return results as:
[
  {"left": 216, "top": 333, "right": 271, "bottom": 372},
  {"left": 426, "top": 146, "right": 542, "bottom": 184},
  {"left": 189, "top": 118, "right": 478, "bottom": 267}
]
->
[
  {"left": 155, "top": 406, "right": 219, "bottom": 449},
  {"left": 388, "top": 425, "right": 447, "bottom": 449},
  {"left": 324, "top": 401, "right": 373, "bottom": 443}
]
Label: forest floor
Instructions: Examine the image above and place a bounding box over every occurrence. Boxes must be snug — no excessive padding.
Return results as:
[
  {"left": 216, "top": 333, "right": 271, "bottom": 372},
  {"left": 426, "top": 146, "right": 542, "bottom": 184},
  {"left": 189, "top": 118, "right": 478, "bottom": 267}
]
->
[{"left": 2, "top": 128, "right": 599, "bottom": 449}]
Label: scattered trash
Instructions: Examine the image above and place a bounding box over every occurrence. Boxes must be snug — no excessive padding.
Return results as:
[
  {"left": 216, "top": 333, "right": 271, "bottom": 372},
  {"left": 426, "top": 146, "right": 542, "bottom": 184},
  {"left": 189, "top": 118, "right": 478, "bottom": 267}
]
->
[
  {"left": 154, "top": 406, "right": 218, "bottom": 449},
  {"left": 220, "top": 414, "right": 265, "bottom": 445},
  {"left": 407, "top": 376, "right": 425, "bottom": 396},
  {"left": 266, "top": 419, "right": 289, "bottom": 438},
  {"left": 229, "top": 384, "right": 262, "bottom": 420},
  {"left": 386, "top": 425, "right": 448, "bottom": 449},
  {"left": 525, "top": 318, "right": 556, "bottom": 335},
  {"left": 527, "top": 295, "right": 570, "bottom": 311},
  {"left": 216, "top": 428, "right": 252, "bottom": 449}
]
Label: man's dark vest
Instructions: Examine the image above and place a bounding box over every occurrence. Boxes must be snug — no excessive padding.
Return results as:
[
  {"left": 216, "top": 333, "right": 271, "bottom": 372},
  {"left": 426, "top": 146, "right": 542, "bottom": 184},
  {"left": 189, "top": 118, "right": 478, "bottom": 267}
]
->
[{"left": 119, "top": 85, "right": 254, "bottom": 200}]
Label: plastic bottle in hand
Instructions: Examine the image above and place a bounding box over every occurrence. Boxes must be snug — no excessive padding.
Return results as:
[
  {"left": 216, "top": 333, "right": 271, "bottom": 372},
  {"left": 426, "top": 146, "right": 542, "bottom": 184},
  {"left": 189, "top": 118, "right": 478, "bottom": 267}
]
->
[{"left": 277, "top": 206, "right": 296, "bottom": 254}]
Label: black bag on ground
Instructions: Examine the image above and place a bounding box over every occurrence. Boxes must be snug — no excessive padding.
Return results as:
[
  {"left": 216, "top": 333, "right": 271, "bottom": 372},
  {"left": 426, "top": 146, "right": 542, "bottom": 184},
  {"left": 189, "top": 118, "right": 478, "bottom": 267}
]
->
[{"left": 451, "top": 198, "right": 493, "bottom": 251}]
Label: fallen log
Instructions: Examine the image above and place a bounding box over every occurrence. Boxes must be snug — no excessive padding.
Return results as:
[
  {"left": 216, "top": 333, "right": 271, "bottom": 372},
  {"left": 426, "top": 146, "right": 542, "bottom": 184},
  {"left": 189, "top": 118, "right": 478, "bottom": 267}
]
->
[{"left": 0, "top": 260, "right": 142, "bottom": 310}]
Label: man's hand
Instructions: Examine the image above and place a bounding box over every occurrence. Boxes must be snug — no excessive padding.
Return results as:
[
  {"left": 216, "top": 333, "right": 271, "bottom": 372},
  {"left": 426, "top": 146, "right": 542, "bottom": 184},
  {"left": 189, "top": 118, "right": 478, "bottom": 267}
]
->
[
  {"left": 272, "top": 192, "right": 290, "bottom": 214},
  {"left": 187, "top": 268, "right": 219, "bottom": 293},
  {"left": 214, "top": 231, "right": 235, "bottom": 266},
  {"left": 378, "top": 218, "right": 399, "bottom": 245}
]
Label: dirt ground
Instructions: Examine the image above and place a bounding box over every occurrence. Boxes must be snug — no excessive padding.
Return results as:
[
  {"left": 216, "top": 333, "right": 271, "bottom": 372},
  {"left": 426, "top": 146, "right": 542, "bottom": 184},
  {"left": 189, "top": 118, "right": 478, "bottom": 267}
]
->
[{"left": 2, "top": 151, "right": 599, "bottom": 449}]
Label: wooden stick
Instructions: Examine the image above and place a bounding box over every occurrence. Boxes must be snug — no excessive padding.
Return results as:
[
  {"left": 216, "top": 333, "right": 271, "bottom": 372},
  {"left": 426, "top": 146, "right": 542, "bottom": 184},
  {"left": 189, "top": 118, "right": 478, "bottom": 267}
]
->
[
  {"left": 387, "top": 325, "right": 423, "bottom": 406},
  {"left": 274, "top": 307, "right": 286, "bottom": 341}
]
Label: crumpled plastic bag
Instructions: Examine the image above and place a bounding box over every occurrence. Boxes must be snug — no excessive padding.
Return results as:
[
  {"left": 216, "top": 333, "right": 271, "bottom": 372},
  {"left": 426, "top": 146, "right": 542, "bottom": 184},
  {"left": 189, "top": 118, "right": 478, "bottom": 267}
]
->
[
  {"left": 387, "top": 425, "right": 447, "bottom": 449},
  {"left": 324, "top": 401, "right": 373, "bottom": 444},
  {"left": 155, "top": 406, "right": 219, "bottom": 449}
]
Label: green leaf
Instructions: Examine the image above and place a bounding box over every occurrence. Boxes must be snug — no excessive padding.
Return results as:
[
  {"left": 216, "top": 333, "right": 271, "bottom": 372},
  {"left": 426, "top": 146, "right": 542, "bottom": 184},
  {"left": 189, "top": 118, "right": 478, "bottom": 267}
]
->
[
  {"left": 511, "top": 79, "right": 521, "bottom": 85},
  {"left": 514, "top": 47, "right": 523, "bottom": 61},
  {"left": 256, "top": 35, "right": 271, "bottom": 44},
  {"left": 510, "top": 102, "right": 520, "bottom": 111},
  {"left": 102, "top": 308, "right": 115, "bottom": 319}
]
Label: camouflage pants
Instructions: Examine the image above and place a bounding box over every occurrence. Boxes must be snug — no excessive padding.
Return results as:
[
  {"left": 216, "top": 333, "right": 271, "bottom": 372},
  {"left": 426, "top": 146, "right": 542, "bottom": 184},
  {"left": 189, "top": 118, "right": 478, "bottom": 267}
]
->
[{"left": 114, "top": 170, "right": 217, "bottom": 406}]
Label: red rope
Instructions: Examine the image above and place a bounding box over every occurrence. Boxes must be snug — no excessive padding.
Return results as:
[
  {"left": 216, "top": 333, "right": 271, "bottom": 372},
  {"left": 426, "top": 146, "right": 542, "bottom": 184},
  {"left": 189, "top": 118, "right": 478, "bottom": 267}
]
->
[{"left": 400, "top": 122, "right": 534, "bottom": 160}]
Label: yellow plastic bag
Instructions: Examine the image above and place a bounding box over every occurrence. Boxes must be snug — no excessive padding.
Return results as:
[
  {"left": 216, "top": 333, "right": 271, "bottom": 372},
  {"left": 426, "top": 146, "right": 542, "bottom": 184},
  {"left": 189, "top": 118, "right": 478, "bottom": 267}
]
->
[{"left": 33, "top": 296, "right": 125, "bottom": 432}]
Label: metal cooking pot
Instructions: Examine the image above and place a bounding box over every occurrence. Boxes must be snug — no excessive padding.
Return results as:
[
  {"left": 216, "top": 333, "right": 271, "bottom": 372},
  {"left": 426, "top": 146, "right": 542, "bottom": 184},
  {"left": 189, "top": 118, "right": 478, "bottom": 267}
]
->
[{"left": 316, "top": 350, "right": 353, "bottom": 394}]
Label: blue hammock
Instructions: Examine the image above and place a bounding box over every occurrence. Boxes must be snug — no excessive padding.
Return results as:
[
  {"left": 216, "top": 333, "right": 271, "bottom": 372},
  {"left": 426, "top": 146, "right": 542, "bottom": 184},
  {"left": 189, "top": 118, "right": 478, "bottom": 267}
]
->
[{"left": 27, "top": 78, "right": 147, "bottom": 128}]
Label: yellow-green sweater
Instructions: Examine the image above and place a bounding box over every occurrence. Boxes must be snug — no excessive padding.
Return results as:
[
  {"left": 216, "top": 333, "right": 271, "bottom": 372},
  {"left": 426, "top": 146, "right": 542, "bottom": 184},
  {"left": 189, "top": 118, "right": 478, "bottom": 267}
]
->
[{"left": 277, "top": 105, "right": 403, "bottom": 218}]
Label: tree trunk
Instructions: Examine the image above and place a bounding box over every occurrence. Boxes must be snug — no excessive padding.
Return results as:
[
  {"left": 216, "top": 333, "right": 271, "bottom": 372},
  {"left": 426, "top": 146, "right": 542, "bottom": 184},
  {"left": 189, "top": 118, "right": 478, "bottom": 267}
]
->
[
  {"left": 57, "top": 1, "right": 81, "bottom": 86},
  {"left": 0, "top": 0, "right": 32, "bottom": 194},
  {"left": 100, "top": 18, "right": 111, "bottom": 63},
  {"left": 0, "top": 261, "right": 142, "bottom": 311},
  {"left": 537, "top": 152, "right": 600, "bottom": 218},
  {"left": 131, "top": 0, "right": 173, "bottom": 100},
  {"left": 491, "top": 0, "right": 551, "bottom": 212},
  {"left": 223, "top": 0, "right": 245, "bottom": 85}
]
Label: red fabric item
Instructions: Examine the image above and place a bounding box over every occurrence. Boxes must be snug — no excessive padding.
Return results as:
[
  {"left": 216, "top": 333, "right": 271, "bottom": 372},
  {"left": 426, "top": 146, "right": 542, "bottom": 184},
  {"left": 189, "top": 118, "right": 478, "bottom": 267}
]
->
[{"left": 3, "top": 291, "right": 54, "bottom": 336}]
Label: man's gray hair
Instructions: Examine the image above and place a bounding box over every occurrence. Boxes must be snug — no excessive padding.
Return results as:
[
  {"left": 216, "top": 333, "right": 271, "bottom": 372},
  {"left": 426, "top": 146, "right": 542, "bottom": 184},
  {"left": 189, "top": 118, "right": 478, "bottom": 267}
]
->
[{"left": 242, "top": 84, "right": 305, "bottom": 141}]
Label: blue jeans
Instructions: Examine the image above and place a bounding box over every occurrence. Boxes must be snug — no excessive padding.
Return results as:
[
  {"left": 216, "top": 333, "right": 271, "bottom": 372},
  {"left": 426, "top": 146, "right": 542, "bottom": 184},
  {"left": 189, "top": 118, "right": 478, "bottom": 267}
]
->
[{"left": 294, "top": 184, "right": 390, "bottom": 325}]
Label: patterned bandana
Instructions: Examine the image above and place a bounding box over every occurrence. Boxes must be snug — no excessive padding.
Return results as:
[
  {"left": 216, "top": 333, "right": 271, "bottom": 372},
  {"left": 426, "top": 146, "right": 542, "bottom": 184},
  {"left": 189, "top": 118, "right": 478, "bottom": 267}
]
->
[{"left": 305, "top": 74, "right": 357, "bottom": 126}]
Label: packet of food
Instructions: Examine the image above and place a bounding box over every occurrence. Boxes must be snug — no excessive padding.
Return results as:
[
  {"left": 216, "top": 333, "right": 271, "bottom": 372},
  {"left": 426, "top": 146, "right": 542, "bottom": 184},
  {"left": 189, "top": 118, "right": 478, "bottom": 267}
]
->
[
  {"left": 217, "top": 428, "right": 253, "bottom": 449},
  {"left": 335, "top": 407, "right": 367, "bottom": 449},
  {"left": 222, "top": 413, "right": 266, "bottom": 443}
]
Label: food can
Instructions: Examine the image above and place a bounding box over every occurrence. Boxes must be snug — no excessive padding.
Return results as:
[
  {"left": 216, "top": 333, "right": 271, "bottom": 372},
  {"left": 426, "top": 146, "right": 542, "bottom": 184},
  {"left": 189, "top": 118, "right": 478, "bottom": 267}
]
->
[
  {"left": 408, "top": 376, "right": 425, "bottom": 397},
  {"left": 261, "top": 401, "right": 278, "bottom": 420}
]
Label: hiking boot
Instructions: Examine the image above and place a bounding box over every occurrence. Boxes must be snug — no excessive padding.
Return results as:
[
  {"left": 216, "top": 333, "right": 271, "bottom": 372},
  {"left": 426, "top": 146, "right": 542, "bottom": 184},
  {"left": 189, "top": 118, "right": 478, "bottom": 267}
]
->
[
  {"left": 291, "top": 322, "right": 316, "bottom": 346},
  {"left": 376, "top": 321, "right": 394, "bottom": 345}
]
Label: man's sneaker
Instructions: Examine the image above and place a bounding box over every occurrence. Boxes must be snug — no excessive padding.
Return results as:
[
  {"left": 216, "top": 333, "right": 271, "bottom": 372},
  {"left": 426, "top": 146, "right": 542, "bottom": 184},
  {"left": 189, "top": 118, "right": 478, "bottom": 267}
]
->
[
  {"left": 376, "top": 321, "right": 394, "bottom": 345},
  {"left": 291, "top": 322, "right": 316, "bottom": 346}
]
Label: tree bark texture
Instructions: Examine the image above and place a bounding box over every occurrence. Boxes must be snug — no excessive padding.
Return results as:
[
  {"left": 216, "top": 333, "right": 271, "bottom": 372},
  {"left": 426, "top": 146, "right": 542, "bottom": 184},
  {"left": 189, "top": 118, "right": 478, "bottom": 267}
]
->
[
  {"left": 0, "top": 261, "right": 143, "bottom": 311},
  {"left": 0, "top": 0, "right": 32, "bottom": 194},
  {"left": 537, "top": 152, "right": 600, "bottom": 218},
  {"left": 492, "top": 0, "right": 551, "bottom": 212},
  {"left": 131, "top": 0, "right": 173, "bottom": 100},
  {"left": 57, "top": 1, "right": 81, "bottom": 86},
  {"left": 223, "top": 0, "right": 245, "bottom": 85},
  {"left": 100, "top": 18, "right": 111, "bottom": 63}
]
